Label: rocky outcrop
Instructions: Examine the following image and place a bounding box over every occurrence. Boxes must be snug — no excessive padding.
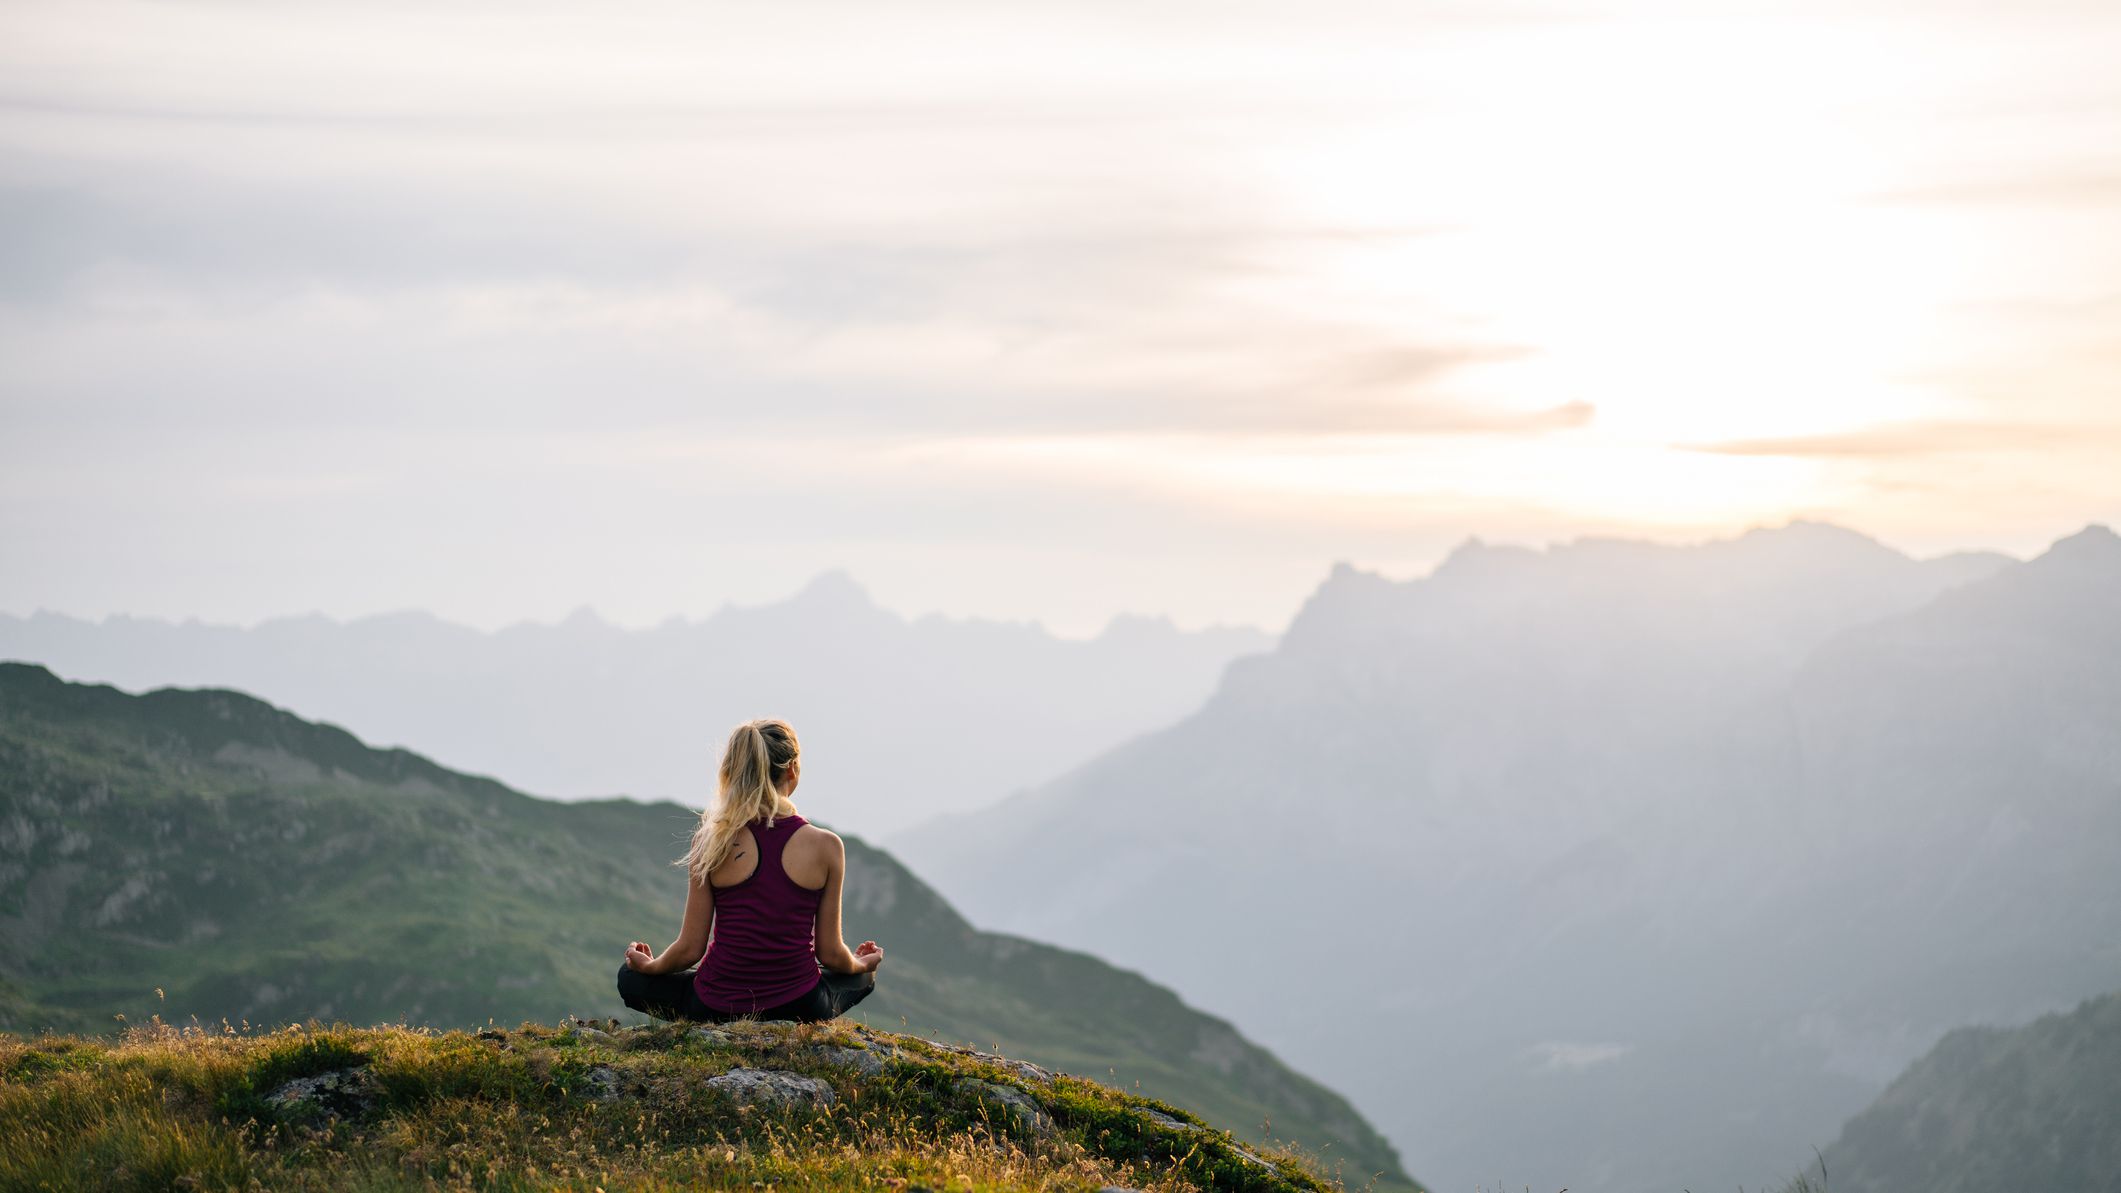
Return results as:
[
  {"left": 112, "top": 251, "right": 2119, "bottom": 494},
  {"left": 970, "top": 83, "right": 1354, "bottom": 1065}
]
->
[
  {"left": 265, "top": 1067, "right": 375, "bottom": 1120},
  {"left": 704, "top": 1067, "right": 837, "bottom": 1110},
  {"left": 960, "top": 1077, "right": 1052, "bottom": 1137}
]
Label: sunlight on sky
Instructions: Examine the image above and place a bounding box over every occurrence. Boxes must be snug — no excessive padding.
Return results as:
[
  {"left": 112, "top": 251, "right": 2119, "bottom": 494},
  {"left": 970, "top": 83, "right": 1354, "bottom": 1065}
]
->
[
  {"left": 2, "top": 0, "right": 2118, "bottom": 631},
  {"left": 912, "top": 431, "right": 1831, "bottom": 533},
  {"left": 1250, "top": 14, "right": 1975, "bottom": 449}
]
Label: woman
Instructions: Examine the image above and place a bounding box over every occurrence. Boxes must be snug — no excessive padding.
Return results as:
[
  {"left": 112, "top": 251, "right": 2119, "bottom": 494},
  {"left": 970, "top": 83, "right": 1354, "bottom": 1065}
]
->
[{"left": 616, "top": 718, "right": 883, "bottom": 1022}]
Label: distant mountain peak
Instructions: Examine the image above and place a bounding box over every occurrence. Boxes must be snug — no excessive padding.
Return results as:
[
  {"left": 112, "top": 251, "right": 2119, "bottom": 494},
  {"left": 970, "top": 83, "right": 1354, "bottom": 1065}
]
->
[
  {"left": 1278, "top": 560, "right": 1406, "bottom": 651},
  {"left": 2046, "top": 522, "right": 2119, "bottom": 559},
  {"left": 1439, "top": 536, "right": 1488, "bottom": 563},
  {"left": 1319, "top": 559, "right": 1394, "bottom": 591},
  {"left": 1095, "top": 612, "right": 1180, "bottom": 644},
  {"left": 1432, "top": 536, "right": 1541, "bottom": 581},
  {"left": 1424, "top": 521, "right": 1907, "bottom": 581},
  {"left": 789, "top": 568, "right": 874, "bottom": 610},
  {"left": 2013, "top": 522, "right": 2121, "bottom": 588},
  {"left": 559, "top": 605, "right": 610, "bottom": 630},
  {"left": 1729, "top": 518, "right": 1902, "bottom": 560}
]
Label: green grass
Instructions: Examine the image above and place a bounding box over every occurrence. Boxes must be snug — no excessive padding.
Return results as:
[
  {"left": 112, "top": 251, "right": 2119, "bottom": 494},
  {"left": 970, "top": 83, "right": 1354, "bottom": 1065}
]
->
[{"left": 0, "top": 1019, "right": 1375, "bottom": 1192}]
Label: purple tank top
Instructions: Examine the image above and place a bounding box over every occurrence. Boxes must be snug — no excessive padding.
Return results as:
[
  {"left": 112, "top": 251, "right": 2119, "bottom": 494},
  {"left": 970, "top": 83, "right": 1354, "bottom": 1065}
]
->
[{"left": 693, "top": 813, "right": 825, "bottom": 1012}]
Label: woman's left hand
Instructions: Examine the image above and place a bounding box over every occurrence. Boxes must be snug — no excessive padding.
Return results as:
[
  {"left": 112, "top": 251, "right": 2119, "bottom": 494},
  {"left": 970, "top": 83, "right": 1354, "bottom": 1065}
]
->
[{"left": 624, "top": 941, "right": 655, "bottom": 973}]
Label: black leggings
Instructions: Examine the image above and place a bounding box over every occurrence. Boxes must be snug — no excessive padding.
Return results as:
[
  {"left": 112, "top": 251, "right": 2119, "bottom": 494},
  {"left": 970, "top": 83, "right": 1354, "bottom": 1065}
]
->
[{"left": 615, "top": 964, "right": 876, "bottom": 1024}]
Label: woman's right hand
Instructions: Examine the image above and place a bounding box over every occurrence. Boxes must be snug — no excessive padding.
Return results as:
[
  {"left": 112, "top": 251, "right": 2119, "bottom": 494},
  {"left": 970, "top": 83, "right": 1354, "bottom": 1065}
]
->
[
  {"left": 855, "top": 940, "right": 884, "bottom": 972},
  {"left": 625, "top": 941, "right": 655, "bottom": 973}
]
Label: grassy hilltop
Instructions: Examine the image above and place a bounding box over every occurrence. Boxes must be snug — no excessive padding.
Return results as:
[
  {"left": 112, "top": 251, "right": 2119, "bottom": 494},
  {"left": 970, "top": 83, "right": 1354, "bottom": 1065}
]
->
[
  {"left": 1, "top": 1017, "right": 1361, "bottom": 1191},
  {"left": 0, "top": 662, "right": 1414, "bottom": 1188}
]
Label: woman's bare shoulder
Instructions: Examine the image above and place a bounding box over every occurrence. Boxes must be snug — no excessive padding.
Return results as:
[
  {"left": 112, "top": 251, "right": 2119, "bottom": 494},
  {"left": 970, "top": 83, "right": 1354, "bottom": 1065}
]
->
[{"left": 790, "top": 822, "right": 845, "bottom": 862}]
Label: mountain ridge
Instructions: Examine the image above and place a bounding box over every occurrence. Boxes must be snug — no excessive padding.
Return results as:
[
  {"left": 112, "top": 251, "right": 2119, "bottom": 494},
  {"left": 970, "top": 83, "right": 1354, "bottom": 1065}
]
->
[
  {"left": 899, "top": 522, "right": 2118, "bottom": 1193},
  {"left": 0, "top": 573, "right": 1273, "bottom": 837},
  {"left": 1790, "top": 989, "right": 2121, "bottom": 1193},
  {"left": 8, "top": 568, "right": 1274, "bottom": 647},
  {"left": 0, "top": 661, "right": 1410, "bottom": 1186}
]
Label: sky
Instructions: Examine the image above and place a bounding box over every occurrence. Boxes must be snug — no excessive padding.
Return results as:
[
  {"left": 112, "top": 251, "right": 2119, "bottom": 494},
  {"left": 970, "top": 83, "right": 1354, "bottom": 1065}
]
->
[{"left": 3, "top": 0, "right": 2119, "bottom": 636}]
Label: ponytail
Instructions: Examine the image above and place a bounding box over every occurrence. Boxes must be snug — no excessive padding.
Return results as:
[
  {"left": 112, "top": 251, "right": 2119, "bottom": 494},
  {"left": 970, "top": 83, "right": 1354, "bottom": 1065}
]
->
[{"left": 681, "top": 719, "right": 800, "bottom": 883}]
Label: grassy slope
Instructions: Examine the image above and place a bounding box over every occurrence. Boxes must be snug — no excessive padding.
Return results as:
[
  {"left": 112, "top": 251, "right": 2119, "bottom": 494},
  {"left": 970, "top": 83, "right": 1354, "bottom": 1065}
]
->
[
  {"left": 1779, "top": 990, "right": 2121, "bottom": 1193},
  {"left": 0, "top": 662, "right": 1412, "bottom": 1189},
  {"left": 0, "top": 1018, "right": 1350, "bottom": 1192}
]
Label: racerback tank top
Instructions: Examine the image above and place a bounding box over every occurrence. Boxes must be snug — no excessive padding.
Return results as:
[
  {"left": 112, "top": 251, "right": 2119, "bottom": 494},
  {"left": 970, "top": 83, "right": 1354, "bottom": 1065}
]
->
[{"left": 693, "top": 813, "right": 825, "bottom": 1012}]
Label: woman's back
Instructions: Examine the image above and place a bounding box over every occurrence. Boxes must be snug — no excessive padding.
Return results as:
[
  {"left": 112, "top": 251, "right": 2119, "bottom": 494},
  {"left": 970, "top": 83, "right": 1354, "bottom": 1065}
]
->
[
  {"left": 693, "top": 813, "right": 825, "bottom": 1012},
  {"left": 619, "top": 718, "right": 881, "bottom": 1024}
]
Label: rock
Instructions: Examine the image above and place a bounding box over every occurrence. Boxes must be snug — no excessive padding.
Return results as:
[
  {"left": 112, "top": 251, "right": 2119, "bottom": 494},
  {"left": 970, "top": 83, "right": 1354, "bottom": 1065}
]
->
[
  {"left": 999, "top": 1057, "right": 1053, "bottom": 1085},
  {"left": 583, "top": 1066, "right": 620, "bottom": 1102},
  {"left": 1143, "top": 1109, "right": 1194, "bottom": 1133},
  {"left": 705, "top": 1067, "right": 836, "bottom": 1110},
  {"left": 1137, "top": 1109, "right": 1270, "bottom": 1169},
  {"left": 812, "top": 1044, "right": 888, "bottom": 1077},
  {"left": 265, "top": 1067, "right": 375, "bottom": 1120},
  {"left": 959, "top": 1078, "right": 1051, "bottom": 1138},
  {"left": 689, "top": 1027, "right": 735, "bottom": 1046},
  {"left": 1098, "top": 1187, "right": 1146, "bottom": 1193},
  {"left": 925, "top": 1040, "right": 1055, "bottom": 1085}
]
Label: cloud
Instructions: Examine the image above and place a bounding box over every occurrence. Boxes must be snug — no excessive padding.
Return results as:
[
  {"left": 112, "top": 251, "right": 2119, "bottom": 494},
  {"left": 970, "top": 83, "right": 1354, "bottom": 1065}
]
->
[
  {"left": 1684, "top": 420, "right": 2120, "bottom": 459},
  {"left": 0, "top": 157, "right": 1545, "bottom": 442},
  {"left": 1526, "top": 1041, "right": 1631, "bottom": 1072},
  {"left": 0, "top": 285, "right": 1563, "bottom": 442},
  {"left": 0, "top": 132, "right": 1527, "bottom": 442},
  {"left": 1868, "top": 173, "right": 2121, "bottom": 209},
  {"left": 0, "top": 173, "right": 688, "bottom": 302}
]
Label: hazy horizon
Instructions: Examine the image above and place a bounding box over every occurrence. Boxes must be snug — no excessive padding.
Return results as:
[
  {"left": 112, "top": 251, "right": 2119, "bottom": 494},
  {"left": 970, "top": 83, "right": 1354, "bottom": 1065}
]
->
[
  {"left": 0, "top": 564, "right": 1271, "bottom": 641},
  {"left": 0, "top": 514, "right": 2098, "bottom": 637}
]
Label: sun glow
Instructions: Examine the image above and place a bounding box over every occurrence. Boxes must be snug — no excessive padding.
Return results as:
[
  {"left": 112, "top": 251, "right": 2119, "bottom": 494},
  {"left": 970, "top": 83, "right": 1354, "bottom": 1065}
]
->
[{"left": 1250, "top": 14, "right": 1964, "bottom": 454}]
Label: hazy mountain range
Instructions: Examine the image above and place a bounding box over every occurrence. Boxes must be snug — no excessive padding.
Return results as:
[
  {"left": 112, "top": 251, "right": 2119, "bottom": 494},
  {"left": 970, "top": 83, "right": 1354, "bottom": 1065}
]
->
[
  {"left": 11, "top": 517, "right": 2115, "bottom": 1189},
  {"left": 1800, "top": 988, "right": 2121, "bottom": 1193},
  {"left": 0, "top": 661, "right": 1411, "bottom": 1187},
  {"left": 898, "top": 521, "right": 2121, "bottom": 1193},
  {"left": 0, "top": 572, "right": 1270, "bottom": 838}
]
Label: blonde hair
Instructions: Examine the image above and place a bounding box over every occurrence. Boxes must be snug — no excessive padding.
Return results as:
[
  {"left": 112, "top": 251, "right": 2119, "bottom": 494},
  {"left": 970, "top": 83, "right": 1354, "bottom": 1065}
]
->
[{"left": 681, "top": 718, "right": 800, "bottom": 883}]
